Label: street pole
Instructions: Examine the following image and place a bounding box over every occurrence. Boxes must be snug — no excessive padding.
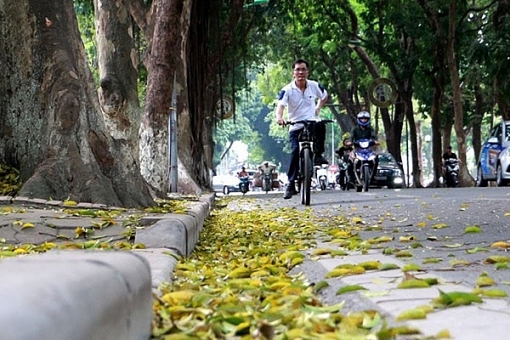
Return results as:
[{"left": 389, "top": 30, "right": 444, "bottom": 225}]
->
[
  {"left": 168, "top": 75, "right": 178, "bottom": 192},
  {"left": 331, "top": 124, "right": 334, "bottom": 163}
]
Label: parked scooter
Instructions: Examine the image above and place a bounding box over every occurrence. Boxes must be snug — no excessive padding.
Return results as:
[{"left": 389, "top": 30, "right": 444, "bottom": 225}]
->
[
  {"left": 351, "top": 139, "right": 377, "bottom": 192},
  {"left": 315, "top": 164, "right": 329, "bottom": 191},
  {"left": 444, "top": 158, "right": 460, "bottom": 188}
]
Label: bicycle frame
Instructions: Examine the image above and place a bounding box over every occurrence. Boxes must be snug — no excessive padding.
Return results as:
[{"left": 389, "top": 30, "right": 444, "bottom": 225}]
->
[{"left": 288, "top": 119, "right": 333, "bottom": 205}]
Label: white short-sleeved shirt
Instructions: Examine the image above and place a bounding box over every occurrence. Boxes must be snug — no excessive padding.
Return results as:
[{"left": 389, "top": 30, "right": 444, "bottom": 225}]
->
[{"left": 277, "top": 80, "right": 328, "bottom": 131}]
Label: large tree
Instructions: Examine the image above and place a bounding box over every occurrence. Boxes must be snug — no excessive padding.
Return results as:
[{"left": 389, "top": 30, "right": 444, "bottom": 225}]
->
[{"left": 0, "top": 0, "right": 153, "bottom": 207}]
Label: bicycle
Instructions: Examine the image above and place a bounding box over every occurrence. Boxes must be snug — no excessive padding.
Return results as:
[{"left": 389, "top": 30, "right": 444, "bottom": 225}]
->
[{"left": 287, "top": 119, "right": 334, "bottom": 205}]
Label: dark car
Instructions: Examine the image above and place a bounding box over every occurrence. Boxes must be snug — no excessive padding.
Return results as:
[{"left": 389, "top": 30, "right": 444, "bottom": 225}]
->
[{"left": 372, "top": 153, "right": 405, "bottom": 188}]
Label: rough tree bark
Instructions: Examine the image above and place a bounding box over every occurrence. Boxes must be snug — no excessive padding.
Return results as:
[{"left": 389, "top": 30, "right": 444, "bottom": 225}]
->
[
  {"left": 128, "top": 0, "right": 205, "bottom": 195},
  {"left": 137, "top": 0, "right": 195, "bottom": 195},
  {"left": 94, "top": 0, "right": 141, "bottom": 155},
  {"left": 0, "top": 0, "right": 154, "bottom": 207}
]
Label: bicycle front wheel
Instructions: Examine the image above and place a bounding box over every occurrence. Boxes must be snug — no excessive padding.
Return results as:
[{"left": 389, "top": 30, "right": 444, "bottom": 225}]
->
[{"left": 302, "top": 148, "right": 312, "bottom": 205}]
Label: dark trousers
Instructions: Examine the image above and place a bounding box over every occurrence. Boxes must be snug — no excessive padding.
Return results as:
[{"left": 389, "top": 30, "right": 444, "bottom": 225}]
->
[
  {"left": 287, "top": 128, "right": 302, "bottom": 182},
  {"left": 315, "top": 121, "right": 326, "bottom": 154},
  {"left": 287, "top": 121, "right": 326, "bottom": 182}
]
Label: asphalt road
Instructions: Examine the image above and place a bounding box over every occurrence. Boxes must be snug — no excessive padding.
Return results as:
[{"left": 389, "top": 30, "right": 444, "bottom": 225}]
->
[
  {"left": 223, "top": 186, "right": 510, "bottom": 338},
  {"left": 230, "top": 186, "right": 510, "bottom": 297}
]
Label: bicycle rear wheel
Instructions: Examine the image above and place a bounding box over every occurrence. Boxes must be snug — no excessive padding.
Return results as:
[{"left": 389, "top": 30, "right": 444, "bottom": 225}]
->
[{"left": 302, "top": 148, "right": 312, "bottom": 205}]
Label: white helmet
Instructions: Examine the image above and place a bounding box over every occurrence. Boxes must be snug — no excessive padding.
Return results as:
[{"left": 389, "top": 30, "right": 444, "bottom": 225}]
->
[{"left": 357, "top": 111, "right": 370, "bottom": 126}]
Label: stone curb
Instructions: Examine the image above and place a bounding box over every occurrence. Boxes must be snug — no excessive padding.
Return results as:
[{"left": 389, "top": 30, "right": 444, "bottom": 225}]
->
[
  {"left": 0, "top": 251, "right": 152, "bottom": 340},
  {"left": 0, "top": 192, "right": 216, "bottom": 340}
]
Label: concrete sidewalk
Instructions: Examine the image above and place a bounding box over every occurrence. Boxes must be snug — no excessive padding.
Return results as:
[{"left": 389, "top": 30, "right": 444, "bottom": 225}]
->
[{"left": 0, "top": 193, "right": 215, "bottom": 340}]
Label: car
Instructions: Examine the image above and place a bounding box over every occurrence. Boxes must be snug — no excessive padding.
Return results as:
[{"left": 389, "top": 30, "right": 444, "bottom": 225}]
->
[
  {"left": 372, "top": 152, "right": 405, "bottom": 188},
  {"left": 212, "top": 175, "right": 241, "bottom": 195},
  {"left": 477, "top": 120, "right": 510, "bottom": 187}
]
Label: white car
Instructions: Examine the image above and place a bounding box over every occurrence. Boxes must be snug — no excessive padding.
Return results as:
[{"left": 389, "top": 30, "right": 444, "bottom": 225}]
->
[{"left": 212, "top": 175, "right": 240, "bottom": 195}]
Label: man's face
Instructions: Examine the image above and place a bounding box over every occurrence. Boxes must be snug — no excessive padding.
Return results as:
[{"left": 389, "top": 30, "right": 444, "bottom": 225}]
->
[{"left": 293, "top": 63, "right": 309, "bottom": 81}]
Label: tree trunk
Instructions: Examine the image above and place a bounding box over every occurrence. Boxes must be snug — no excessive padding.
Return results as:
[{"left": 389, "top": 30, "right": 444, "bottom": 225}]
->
[
  {"left": 472, "top": 82, "right": 484, "bottom": 164},
  {"left": 139, "top": 0, "right": 184, "bottom": 193},
  {"left": 94, "top": 0, "right": 141, "bottom": 155},
  {"left": 0, "top": 0, "right": 154, "bottom": 207},
  {"left": 418, "top": 0, "right": 448, "bottom": 188},
  {"left": 442, "top": 121, "right": 453, "bottom": 149},
  {"left": 430, "top": 80, "right": 444, "bottom": 188},
  {"left": 447, "top": 0, "right": 475, "bottom": 186},
  {"left": 403, "top": 92, "right": 422, "bottom": 188}
]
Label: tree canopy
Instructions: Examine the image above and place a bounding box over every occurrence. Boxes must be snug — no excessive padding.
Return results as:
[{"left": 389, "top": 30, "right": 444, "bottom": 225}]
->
[{"left": 1, "top": 0, "right": 509, "bottom": 205}]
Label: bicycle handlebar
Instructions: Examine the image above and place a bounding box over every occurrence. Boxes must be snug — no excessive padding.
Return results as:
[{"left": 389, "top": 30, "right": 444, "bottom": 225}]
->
[{"left": 286, "top": 119, "right": 334, "bottom": 126}]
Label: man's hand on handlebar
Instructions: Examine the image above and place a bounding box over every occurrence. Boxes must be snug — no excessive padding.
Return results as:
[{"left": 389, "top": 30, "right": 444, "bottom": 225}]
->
[{"left": 277, "top": 118, "right": 286, "bottom": 126}]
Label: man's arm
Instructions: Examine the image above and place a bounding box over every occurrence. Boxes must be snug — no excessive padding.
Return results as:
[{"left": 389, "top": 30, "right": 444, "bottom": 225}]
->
[
  {"left": 315, "top": 94, "right": 328, "bottom": 116},
  {"left": 276, "top": 104, "right": 285, "bottom": 125}
]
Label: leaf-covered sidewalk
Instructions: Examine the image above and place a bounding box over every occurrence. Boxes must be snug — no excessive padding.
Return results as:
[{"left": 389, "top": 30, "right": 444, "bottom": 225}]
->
[{"left": 151, "top": 199, "right": 427, "bottom": 340}]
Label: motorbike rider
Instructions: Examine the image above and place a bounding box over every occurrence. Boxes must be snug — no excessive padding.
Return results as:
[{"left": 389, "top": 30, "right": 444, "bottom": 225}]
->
[
  {"left": 238, "top": 166, "right": 249, "bottom": 178},
  {"left": 238, "top": 166, "right": 250, "bottom": 191},
  {"left": 442, "top": 146, "right": 458, "bottom": 162},
  {"left": 258, "top": 161, "right": 276, "bottom": 190},
  {"left": 442, "top": 145, "right": 459, "bottom": 177},
  {"left": 348, "top": 111, "right": 379, "bottom": 181},
  {"left": 335, "top": 138, "right": 353, "bottom": 187},
  {"left": 335, "top": 138, "right": 353, "bottom": 161},
  {"left": 258, "top": 161, "right": 276, "bottom": 175}
]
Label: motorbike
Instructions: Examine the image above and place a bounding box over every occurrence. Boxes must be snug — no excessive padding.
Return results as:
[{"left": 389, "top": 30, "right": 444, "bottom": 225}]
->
[
  {"left": 444, "top": 158, "right": 460, "bottom": 188},
  {"left": 261, "top": 172, "right": 273, "bottom": 193},
  {"left": 315, "top": 164, "right": 329, "bottom": 191},
  {"left": 239, "top": 176, "right": 250, "bottom": 194},
  {"left": 336, "top": 156, "right": 350, "bottom": 190},
  {"left": 351, "top": 139, "right": 377, "bottom": 192}
]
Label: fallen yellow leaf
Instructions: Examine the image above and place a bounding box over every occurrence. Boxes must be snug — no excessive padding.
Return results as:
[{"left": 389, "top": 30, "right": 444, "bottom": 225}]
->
[
  {"left": 21, "top": 222, "right": 35, "bottom": 229},
  {"left": 491, "top": 241, "right": 510, "bottom": 249}
]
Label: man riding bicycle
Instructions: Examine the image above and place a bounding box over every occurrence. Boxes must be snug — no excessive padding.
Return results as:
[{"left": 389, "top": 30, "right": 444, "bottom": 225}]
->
[{"left": 276, "top": 59, "right": 329, "bottom": 199}]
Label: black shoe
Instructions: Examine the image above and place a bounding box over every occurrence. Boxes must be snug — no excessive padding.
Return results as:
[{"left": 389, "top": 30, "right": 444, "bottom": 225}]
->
[
  {"left": 287, "top": 181, "right": 298, "bottom": 195},
  {"left": 283, "top": 189, "right": 293, "bottom": 199}
]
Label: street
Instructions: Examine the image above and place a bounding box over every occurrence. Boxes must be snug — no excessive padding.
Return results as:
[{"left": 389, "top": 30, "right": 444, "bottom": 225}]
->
[{"left": 225, "top": 186, "right": 510, "bottom": 339}]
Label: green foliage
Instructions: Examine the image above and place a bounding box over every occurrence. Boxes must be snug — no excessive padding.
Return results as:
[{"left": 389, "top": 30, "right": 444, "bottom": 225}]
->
[
  {"left": 74, "top": 1, "right": 98, "bottom": 82},
  {"left": 72, "top": 0, "right": 510, "bottom": 177},
  {"left": 213, "top": 79, "right": 288, "bottom": 170}
]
